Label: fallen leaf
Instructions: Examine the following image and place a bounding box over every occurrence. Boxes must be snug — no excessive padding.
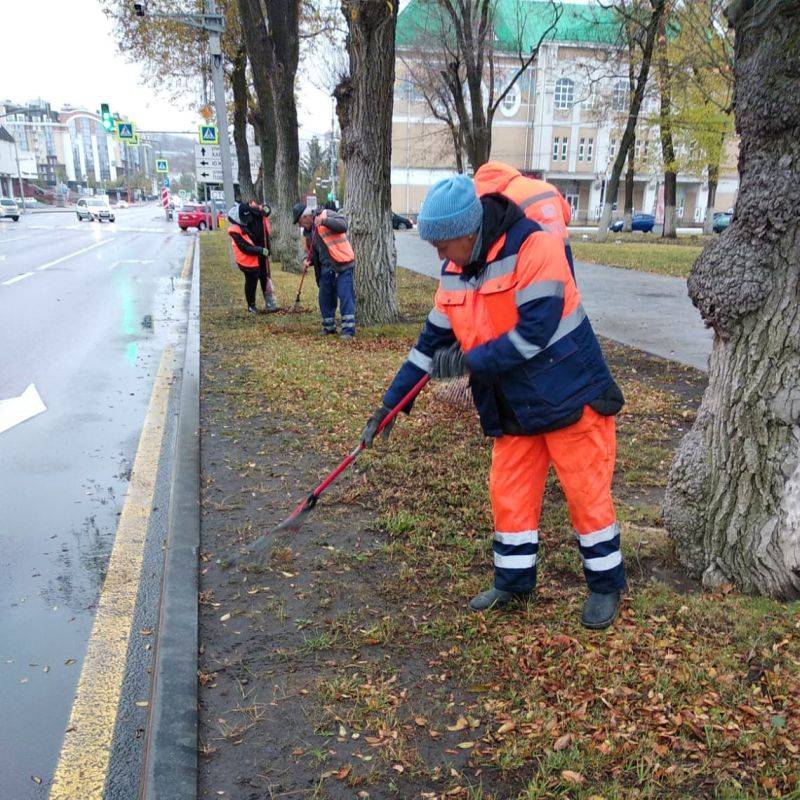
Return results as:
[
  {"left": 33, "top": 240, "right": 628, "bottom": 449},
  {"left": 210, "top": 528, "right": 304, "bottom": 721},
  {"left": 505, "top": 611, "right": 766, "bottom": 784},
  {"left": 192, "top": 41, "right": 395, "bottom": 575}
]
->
[
  {"left": 561, "top": 770, "right": 585, "bottom": 785},
  {"left": 334, "top": 765, "right": 351, "bottom": 780},
  {"left": 497, "top": 721, "right": 515, "bottom": 735},
  {"left": 392, "top": 763, "right": 404, "bottom": 773},
  {"left": 414, "top": 716, "right": 427, "bottom": 727},
  {"left": 447, "top": 716, "right": 469, "bottom": 732},
  {"left": 31, "top": 776, "right": 42, "bottom": 785},
  {"left": 338, "top": 724, "right": 347, "bottom": 738},
  {"left": 457, "top": 741, "right": 475, "bottom": 749},
  {"left": 291, "top": 747, "right": 304, "bottom": 757},
  {"left": 553, "top": 733, "right": 571, "bottom": 751},
  {"left": 139, "top": 628, "right": 153, "bottom": 636},
  {"left": 64, "top": 659, "right": 76, "bottom": 666},
  {"left": 135, "top": 700, "right": 149, "bottom": 708},
  {"left": 219, "top": 613, "right": 231, "bottom": 622}
]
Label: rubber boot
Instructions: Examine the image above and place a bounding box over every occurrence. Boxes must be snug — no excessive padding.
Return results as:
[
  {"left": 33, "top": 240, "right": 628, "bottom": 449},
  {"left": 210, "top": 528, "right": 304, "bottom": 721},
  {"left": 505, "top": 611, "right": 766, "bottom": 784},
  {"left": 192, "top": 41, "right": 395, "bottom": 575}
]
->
[
  {"left": 469, "top": 586, "right": 531, "bottom": 612},
  {"left": 581, "top": 590, "right": 621, "bottom": 630},
  {"left": 264, "top": 291, "right": 278, "bottom": 313}
]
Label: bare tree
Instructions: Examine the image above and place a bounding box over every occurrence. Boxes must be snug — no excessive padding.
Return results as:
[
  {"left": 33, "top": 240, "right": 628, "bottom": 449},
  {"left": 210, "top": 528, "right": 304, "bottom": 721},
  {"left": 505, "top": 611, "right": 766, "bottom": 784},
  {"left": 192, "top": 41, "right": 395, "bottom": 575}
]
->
[
  {"left": 230, "top": 45, "right": 257, "bottom": 202},
  {"left": 596, "top": 0, "right": 666, "bottom": 243},
  {"left": 664, "top": 0, "right": 800, "bottom": 599},
  {"left": 399, "top": 0, "right": 560, "bottom": 171},
  {"left": 334, "top": 0, "right": 399, "bottom": 324}
]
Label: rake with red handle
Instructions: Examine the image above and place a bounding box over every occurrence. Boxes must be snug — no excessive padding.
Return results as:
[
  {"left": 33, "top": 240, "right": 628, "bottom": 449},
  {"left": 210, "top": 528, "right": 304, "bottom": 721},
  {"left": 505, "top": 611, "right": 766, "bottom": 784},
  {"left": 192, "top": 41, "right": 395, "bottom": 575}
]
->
[
  {"left": 236, "top": 373, "right": 431, "bottom": 563},
  {"left": 292, "top": 263, "right": 309, "bottom": 311}
]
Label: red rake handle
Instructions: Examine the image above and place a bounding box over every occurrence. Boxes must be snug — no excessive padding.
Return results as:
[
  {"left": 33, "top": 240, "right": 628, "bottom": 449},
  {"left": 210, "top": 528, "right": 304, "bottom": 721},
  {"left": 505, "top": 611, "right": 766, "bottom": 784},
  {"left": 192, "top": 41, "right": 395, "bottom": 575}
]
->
[{"left": 311, "top": 373, "right": 431, "bottom": 500}]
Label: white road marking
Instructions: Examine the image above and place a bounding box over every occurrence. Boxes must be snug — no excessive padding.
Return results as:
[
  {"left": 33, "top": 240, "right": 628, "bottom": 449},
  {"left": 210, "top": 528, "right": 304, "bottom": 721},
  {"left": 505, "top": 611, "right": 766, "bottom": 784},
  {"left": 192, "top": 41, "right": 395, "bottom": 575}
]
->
[
  {"left": 36, "top": 239, "right": 116, "bottom": 271},
  {"left": 2, "top": 271, "right": 34, "bottom": 286},
  {"left": 109, "top": 259, "right": 155, "bottom": 269},
  {"left": 0, "top": 383, "right": 47, "bottom": 435},
  {"left": 0, "top": 235, "right": 32, "bottom": 245}
]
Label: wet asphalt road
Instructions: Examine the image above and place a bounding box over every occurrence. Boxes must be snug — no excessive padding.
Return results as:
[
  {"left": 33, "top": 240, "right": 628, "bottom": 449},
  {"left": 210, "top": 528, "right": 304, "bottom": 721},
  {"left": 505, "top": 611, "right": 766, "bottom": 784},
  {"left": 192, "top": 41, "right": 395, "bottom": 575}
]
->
[
  {"left": 0, "top": 205, "right": 193, "bottom": 799},
  {"left": 394, "top": 229, "right": 712, "bottom": 372}
]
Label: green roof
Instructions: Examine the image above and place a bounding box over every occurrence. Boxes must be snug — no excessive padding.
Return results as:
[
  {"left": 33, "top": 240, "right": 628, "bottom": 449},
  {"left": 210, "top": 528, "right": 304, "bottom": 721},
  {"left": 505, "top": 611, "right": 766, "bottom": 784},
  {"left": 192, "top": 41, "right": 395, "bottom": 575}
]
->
[{"left": 397, "top": 1, "right": 622, "bottom": 51}]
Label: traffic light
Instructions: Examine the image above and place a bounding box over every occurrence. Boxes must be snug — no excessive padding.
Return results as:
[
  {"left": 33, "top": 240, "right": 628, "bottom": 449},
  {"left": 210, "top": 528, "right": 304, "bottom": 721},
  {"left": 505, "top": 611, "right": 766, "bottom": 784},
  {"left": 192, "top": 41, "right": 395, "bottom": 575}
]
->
[{"left": 101, "top": 104, "right": 114, "bottom": 132}]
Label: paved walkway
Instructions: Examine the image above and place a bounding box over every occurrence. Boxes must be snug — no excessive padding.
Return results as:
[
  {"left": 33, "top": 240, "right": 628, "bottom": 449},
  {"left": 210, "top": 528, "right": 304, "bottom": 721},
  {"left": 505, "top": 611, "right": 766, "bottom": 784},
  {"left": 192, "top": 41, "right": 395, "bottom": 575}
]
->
[{"left": 394, "top": 230, "right": 712, "bottom": 372}]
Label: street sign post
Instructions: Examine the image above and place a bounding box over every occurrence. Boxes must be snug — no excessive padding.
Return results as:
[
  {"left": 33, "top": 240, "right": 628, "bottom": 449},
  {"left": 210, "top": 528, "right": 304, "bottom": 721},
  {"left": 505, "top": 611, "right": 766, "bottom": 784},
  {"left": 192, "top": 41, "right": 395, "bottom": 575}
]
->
[
  {"left": 116, "top": 121, "right": 135, "bottom": 140},
  {"left": 163, "top": 177, "right": 170, "bottom": 189},
  {"left": 156, "top": 158, "right": 169, "bottom": 173},
  {"left": 210, "top": 189, "right": 225, "bottom": 200},
  {"left": 198, "top": 125, "right": 219, "bottom": 145},
  {"left": 194, "top": 144, "right": 259, "bottom": 184}
]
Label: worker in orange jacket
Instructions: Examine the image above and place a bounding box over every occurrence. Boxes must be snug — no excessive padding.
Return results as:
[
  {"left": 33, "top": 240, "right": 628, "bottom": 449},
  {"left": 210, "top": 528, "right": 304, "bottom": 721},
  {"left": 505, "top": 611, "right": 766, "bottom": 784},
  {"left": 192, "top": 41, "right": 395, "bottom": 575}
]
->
[
  {"left": 360, "top": 172, "right": 625, "bottom": 629},
  {"left": 227, "top": 202, "right": 278, "bottom": 313},
  {"left": 474, "top": 162, "right": 575, "bottom": 277}
]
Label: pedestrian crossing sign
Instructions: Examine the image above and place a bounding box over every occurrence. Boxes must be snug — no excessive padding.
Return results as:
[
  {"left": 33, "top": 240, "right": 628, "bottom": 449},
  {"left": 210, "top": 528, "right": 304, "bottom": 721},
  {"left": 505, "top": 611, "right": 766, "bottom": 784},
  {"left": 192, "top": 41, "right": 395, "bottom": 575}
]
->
[
  {"left": 116, "top": 121, "right": 135, "bottom": 140},
  {"left": 156, "top": 158, "right": 169, "bottom": 173},
  {"left": 199, "top": 125, "right": 219, "bottom": 145}
]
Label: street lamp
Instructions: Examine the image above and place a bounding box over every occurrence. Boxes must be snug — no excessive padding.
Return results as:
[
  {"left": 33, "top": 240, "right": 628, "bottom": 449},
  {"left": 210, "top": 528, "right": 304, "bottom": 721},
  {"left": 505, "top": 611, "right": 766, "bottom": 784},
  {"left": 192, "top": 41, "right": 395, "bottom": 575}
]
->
[{"left": 132, "top": 0, "right": 234, "bottom": 211}]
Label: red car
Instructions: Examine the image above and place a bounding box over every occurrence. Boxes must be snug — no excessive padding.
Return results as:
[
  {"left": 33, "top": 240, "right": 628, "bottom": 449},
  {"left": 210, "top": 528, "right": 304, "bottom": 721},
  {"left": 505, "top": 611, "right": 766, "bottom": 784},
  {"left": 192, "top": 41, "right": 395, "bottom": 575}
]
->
[{"left": 178, "top": 203, "right": 215, "bottom": 231}]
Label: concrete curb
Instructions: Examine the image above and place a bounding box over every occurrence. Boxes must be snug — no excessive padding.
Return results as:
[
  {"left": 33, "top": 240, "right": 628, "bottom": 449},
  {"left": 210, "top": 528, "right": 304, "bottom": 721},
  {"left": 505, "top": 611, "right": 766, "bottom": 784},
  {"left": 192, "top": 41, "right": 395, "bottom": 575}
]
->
[{"left": 142, "top": 240, "right": 200, "bottom": 799}]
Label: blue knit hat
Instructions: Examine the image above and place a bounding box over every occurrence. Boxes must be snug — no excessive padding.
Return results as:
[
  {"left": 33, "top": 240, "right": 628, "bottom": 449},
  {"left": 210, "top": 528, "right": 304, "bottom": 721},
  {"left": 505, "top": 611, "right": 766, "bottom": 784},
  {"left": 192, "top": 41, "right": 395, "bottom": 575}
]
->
[{"left": 418, "top": 174, "right": 483, "bottom": 242}]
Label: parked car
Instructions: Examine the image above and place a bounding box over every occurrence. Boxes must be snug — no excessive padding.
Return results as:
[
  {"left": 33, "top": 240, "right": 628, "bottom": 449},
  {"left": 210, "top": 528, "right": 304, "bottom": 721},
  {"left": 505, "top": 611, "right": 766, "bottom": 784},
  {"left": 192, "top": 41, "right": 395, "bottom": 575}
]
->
[
  {"left": 392, "top": 212, "right": 413, "bottom": 230},
  {"left": 712, "top": 211, "right": 732, "bottom": 233},
  {"left": 609, "top": 213, "right": 655, "bottom": 233},
  {"left": 76, "top": 196, "right": 115, "bottom": 222},
  {"left": 115, "top": 200, "right": 130, "bottom": 209},
  {"left": 178, "top": 203, "right": 214, "bottom": 231},
  {"left": 0, "top": 198, "right": 20, "bottom": 221}
]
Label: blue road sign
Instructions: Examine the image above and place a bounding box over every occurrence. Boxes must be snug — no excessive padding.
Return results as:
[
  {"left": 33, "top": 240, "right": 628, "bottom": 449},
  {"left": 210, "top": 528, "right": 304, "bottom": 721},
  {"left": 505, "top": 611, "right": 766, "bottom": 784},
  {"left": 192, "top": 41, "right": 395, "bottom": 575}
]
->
[
  {"left": 116, "top": 121, "right": 135, "bottom": 140},
  {"left": 155, "top": 158, "right": 169, "bottom": 173},
  {"left": 199, "top": 125, "right": 219, "bottom": 145},
  {"left": 163, "top": 177, "right": 170, "bottom": 189}
]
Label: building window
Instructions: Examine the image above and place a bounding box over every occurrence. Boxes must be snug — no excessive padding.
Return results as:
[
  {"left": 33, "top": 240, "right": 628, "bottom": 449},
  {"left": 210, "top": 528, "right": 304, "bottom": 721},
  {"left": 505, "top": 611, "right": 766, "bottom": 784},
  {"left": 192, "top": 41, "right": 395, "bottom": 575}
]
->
[
  {"left": 554, "top": 78, "right": 574, "bottom": 110},
  {"left": 609, "top": 138, "right": 617, "bottom": 159},
  {"left": 552, "top": 137, "right": 560, "bottom": 160},
  {"left": 612, "top": 80, "right": 628, "bottom": 112},
  {"left": 578, "top": 138, "right": 585, "bottom": 162},
  {"left": 561, "top": 137, "right": 568, "bottom": 160},
  {"left": 643, "top": 139, "right": 649, "bottom": 157},
  {"left": 587, "top": 138, "right": 594, "bottom": 161}
]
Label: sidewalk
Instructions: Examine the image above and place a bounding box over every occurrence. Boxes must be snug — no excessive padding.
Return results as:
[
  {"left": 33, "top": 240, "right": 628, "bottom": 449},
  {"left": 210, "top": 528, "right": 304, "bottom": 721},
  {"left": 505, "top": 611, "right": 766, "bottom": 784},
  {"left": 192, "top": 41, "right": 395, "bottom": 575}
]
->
[{"left": 394, "top": 231, "right": 713, "bottom": 372}]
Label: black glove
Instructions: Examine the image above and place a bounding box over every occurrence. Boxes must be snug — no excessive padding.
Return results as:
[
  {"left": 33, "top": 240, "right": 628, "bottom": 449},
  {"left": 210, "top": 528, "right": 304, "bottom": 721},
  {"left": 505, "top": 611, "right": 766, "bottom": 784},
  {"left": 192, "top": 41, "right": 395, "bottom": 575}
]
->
[
  {"left": 360, "top": 405, "right": 396, "bottom": 448},
  {"left": 431, "top": 342, "right": 469, "bottom": 380}
]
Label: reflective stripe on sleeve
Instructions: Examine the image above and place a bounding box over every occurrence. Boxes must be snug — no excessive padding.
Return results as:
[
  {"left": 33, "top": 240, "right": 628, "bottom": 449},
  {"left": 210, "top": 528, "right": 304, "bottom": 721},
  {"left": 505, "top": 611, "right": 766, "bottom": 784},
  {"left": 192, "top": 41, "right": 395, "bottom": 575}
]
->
[
  {"left": 508, "top": 328, "right": 542, "bottom": 359},
  {"left": 519, "top": 190, "right": 558, "bottom": 211},
  {"left": 407, "top": 347, "right": 433, "bottom": 373},
  {"left": 515, "top": 280, "right": 564, "bottom": 306},
  {"left": 427, "top": 307, "right": 452, "bottom": 329},
  {"left": 507, "top": 304, "right": 587, "bottom": 360}
]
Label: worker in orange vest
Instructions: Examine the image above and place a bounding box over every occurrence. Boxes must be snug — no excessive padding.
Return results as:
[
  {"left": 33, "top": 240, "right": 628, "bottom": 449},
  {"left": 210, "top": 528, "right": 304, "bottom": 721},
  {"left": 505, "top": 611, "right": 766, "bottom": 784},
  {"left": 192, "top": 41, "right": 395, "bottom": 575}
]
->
[
  {"left": 293, "top": 202, "right": 356, "bottom": 338},
  {"left": 474, "top": 162, "right": 575, "bottom": 277},
  {"left": 360, "top": 173, "right": 625, "bottom": 629},
  {"left": 227, "top": 202, "right": 278, "bottom": 313}
]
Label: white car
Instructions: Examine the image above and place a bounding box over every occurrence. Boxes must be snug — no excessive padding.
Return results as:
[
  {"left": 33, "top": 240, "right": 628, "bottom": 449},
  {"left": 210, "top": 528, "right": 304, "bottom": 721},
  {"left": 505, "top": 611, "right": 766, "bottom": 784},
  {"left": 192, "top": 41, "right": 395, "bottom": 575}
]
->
[
  {"left": 76, "top": 197, "right": 115, "bottom": 223},
  {"left": 116, "top": 200, "right": 129, "bottom": 209},
  {"left": 0, "top": 198, "right": 20, "bottom": 221}
]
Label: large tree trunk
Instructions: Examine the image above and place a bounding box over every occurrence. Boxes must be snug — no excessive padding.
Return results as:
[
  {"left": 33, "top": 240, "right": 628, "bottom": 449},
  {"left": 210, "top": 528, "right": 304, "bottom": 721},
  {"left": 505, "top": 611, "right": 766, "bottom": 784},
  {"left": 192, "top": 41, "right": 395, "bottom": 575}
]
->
[
  {"left": 250, "top": 103, "right": 276, "bottom": 202},
  {"left": 702, "top": 161, "right": 719, "bottom": 235},
  {"left": 663, "top": 0, "right": 800, "bottom": 599},
  {"left": 262, "top": 0, "right": 300, "bottom": 270},
  {"left": 231, "top": 47, "right": 256, "bottom": 203},
  {"left": 237, "top": 0, "right": 298, "bottom": 268},
  {"left": 623, "top": 139, "right": 635, "bottom": 232},
  {"left": 597, "top": 0, "right": 666, "bottom": 243},
  {"left": 335, "top": 0, "right": 399, "bottom": 325}
]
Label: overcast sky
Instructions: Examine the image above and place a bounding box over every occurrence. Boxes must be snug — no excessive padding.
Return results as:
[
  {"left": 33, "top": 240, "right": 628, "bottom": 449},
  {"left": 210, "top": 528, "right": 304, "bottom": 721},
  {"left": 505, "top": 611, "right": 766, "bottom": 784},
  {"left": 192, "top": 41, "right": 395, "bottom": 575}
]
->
[{"left": 2, "top": 0, "right": 333, "bottom": 144}]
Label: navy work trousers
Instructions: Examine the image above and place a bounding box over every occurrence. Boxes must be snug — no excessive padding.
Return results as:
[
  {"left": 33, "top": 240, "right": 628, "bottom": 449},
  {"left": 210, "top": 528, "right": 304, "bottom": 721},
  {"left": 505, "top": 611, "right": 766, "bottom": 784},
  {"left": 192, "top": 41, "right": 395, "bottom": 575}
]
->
[{"left": 318, "top": 267, "right": 356, "bottom": 336}]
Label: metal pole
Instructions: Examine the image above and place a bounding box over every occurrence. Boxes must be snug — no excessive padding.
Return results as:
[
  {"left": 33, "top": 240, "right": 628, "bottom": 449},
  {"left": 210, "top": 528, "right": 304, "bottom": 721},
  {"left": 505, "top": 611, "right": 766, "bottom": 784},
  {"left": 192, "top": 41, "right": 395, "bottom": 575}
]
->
[
  {"left": 13, "top": 137, "right": 26, "bottom": 214},
  {"left": 207, "top": 0, "right": 235, "bottom": 211}
]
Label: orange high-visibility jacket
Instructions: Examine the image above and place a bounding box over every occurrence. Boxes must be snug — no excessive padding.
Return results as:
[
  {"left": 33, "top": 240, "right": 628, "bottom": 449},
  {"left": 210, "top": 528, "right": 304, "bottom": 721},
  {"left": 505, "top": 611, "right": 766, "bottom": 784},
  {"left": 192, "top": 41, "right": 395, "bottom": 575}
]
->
[
  {"left": 227, "top": 218, "right": 269, "bottom": 269},
  {"left": 382, "top": 192, "right": 612, "bottom": 436},
  {"left": 474, "top": 162, "right": 571, "bottom": 242}
]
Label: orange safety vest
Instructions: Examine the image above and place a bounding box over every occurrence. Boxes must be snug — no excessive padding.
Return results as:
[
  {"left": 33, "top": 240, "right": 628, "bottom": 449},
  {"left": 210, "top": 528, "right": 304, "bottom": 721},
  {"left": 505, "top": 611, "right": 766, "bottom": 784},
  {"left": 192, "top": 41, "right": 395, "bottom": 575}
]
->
[
  {"left": 316, "top": 223, "right": 354, "bottom": 264},
  {"left": 474, "top": 162, "right": 572, "bottom": 243},
  {"left": 227, "top": 219, "right": 269, "bottom": 268}
]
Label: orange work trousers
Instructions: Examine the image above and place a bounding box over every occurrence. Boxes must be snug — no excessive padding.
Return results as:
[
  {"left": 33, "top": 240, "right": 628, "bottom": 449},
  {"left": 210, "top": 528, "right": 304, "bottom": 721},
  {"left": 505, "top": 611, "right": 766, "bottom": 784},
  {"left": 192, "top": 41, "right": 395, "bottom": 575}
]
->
[{"left": 489, "top": 406, "right": 625, "bottom": 594}]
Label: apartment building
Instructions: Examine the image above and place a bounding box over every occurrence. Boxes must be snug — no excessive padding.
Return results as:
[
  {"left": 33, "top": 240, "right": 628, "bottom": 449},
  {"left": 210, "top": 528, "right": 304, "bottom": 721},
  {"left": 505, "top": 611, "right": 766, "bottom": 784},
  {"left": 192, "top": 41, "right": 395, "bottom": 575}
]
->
[
  {"left": 0, "top": 100, "right": 151, "bottom": 193},
  {"left": 392, "top": 0, "right": 739, "bottom": 223}
]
